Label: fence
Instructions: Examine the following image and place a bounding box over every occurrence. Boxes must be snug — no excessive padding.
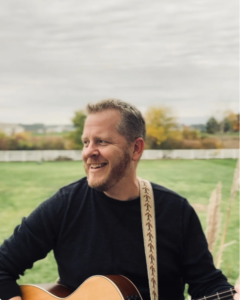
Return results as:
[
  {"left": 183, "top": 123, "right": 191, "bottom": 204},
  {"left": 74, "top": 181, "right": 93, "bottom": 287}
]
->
[
  {"left": 0, "top": 150, "right": 81, "bottom": 162},
  {"left": 0, "top": 149, "right": 238, "bottom": 162}
]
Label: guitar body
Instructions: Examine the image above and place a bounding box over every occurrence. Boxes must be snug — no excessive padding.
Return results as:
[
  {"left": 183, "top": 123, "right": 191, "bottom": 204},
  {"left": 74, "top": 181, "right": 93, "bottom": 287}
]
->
[
  {"left": 20, "top": 275, "right": 236, "bottom": 300},
  {"left": 20, "top": 275, "right": 143, "bottom": 300}
]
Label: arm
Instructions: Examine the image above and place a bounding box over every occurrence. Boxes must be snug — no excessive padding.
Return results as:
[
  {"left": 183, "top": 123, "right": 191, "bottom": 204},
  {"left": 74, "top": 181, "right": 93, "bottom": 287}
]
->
[
  {"left": 0, "top": 190, "right": 66, "bottom": 300},
  {"left": 181, "top": 199, "right": 233, "bottom": 298}
]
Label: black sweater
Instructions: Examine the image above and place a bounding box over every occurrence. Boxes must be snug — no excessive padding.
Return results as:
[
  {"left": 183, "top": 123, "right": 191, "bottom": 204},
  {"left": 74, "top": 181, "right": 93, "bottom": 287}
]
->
[{"left": 0, "top": 178, "right": 232, "bottom": 300}]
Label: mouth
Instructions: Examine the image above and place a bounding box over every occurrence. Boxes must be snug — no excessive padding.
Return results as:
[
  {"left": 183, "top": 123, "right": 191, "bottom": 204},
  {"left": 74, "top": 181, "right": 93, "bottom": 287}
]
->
[{"left": 89, "top": 163, "right": 107, "bottom": 170}]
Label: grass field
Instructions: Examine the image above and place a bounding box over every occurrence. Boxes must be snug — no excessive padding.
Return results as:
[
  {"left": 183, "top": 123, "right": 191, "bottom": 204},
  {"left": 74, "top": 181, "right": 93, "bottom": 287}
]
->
[{"left": 0, "top": 159, "right": 239, "bottom": 288}]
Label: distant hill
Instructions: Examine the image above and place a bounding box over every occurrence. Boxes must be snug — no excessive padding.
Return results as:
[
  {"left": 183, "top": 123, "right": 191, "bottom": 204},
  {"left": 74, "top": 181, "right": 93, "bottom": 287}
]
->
[
  {"left": 20, "top": 123, "right": 75, "bottom": 133},
  {"left": 189, "top": 124, "right": 206, "bottom": 131},
  {"left": 20, "top": 123, "right": 45, "bottom": 133}
]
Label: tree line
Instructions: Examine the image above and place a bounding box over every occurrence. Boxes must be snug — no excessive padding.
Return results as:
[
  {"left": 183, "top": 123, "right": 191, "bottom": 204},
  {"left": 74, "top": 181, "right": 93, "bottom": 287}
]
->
[
  {"left": 0, "top": 108, "right": 238, "bottom": 150},
  {"left": 146, "top": 107, "right": 206, "bottom": 149},
  {"left": 206, "top": 112, "right": 239, "bottom": 134}
]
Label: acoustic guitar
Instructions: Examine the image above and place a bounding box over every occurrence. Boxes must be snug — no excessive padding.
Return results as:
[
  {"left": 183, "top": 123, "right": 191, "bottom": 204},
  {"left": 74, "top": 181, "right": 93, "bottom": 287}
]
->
[
  {"left": 20, "top": 275, "right": 236, "bottom": 300},
  {"left": 20, "top": 275, "right": 142, "bottom": 300}
]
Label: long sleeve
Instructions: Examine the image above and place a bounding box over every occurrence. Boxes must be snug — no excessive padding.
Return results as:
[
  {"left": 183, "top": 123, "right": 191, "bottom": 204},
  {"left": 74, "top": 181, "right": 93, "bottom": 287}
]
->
[
  {"left": 0, "top": 190, "right": 66, "bottom": 300},
  {"left": 181, "top": 199, "right": 233, "bottom": 299},
  {"left": 0, "top": 178, "right": 234, "bottom": 300}
]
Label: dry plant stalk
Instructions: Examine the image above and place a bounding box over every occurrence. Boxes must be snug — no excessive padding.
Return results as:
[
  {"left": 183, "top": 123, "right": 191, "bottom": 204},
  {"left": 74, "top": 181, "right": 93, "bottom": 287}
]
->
[
  {"left": 206, "top": 182, "right": 222, "bottom": 253},
  {"left": 216, "top": 159, "right": 239, "bottom": 268},
  {"left": 235, "top": 275, "right": 240, "bottom": 286},
  {"left": 192, "top": 204, "right": 208, "bottom": 212}
]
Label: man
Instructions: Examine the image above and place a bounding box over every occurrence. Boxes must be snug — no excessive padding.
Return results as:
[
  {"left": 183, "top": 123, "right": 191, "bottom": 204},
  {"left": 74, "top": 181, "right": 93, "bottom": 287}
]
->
[{"left": 0, "top": 99, "right": 238, "bottom": 300}]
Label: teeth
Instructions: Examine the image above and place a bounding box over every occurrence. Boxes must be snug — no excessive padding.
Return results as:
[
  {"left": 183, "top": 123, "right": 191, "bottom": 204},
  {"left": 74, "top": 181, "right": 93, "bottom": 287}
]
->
[{"left": 91, "top": 163, "right": 106, "bottom": 169}]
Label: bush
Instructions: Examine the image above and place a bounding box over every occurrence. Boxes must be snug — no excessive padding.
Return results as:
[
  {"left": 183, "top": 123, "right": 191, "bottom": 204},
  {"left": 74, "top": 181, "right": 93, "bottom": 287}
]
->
[
  {"left": 55, "top": 156, "right": 73, "bottom": 161},
  {"left": 0, "top": 132, "right": 68, "bottom": 150},
  {"left": 201, "top": 138, "right": 223, "bottom": 149},
  {"left": 0, "top": 131, "right": 10, "bottom": 150}
]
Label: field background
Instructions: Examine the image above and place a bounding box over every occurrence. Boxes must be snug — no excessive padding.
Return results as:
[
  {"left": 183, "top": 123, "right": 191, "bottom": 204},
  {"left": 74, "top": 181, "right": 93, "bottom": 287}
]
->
[{"left": 0, "top": 159, "right": 239, "bottom": 289}]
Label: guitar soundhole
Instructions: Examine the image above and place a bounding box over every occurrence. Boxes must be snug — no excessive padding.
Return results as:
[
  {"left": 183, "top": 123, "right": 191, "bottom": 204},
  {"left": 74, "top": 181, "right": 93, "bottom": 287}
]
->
[{"left": 126, "top": 295, "right": 140, "bottom": 300}]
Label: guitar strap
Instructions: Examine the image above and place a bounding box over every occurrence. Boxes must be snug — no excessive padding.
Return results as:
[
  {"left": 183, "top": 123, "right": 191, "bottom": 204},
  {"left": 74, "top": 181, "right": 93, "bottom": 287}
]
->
[{"left": 138, "top": 178, "right": 158, "bottom": 300}]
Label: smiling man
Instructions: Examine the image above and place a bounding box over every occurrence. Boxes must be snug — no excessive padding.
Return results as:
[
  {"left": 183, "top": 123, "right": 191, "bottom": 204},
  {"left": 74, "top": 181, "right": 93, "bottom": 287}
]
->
[
  {"left": 82, "top": 106, "right": 143, "bottom": 200},
  {"left": 0, "top": 99, "right": 238, "bottom": 300}
]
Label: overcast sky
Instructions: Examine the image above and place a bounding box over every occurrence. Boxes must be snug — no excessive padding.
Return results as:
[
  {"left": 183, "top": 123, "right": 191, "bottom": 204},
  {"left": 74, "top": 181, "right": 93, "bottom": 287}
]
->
[{"left": 0, "top": 0, "right": 238, "bottom": 125}]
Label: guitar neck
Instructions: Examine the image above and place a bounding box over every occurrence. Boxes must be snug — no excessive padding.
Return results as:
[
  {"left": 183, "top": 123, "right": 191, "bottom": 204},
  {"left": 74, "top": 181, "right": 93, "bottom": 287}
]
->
[{"left": 195, "top": 288, "right": 236, "bottom": 300}]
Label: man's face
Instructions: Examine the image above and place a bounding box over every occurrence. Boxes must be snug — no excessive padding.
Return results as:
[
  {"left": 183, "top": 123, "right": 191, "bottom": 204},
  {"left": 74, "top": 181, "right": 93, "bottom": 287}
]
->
[{"left": 82, "top": 109, "right": 132, "bottom": 192}]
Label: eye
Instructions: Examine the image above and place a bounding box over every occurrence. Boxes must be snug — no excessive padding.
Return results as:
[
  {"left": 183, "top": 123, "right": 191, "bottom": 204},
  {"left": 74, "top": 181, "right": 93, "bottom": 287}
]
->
[
  {"left": 83, "top": 140, "right": 89, "bottom": 147},
  {"left": 99, "top": 140, "right": 108, "bottom": 145}
]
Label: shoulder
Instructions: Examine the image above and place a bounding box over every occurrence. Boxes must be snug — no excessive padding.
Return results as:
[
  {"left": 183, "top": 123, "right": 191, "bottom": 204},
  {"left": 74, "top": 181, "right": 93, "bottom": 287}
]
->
[
  {"left": 58, "top": 177, "right": 89, "bottom": 197},
  {"left": 36, "top": 177, "right": 89, "bottom": 213},
  {"left": 151, "top": 181, "right": 185, "bottom": 201},
  {"left": 150, "top": 182, "right": 197, "bottom": 238},
  {"left": 150, "top": 181, "right": 192, "bottom": 214}
]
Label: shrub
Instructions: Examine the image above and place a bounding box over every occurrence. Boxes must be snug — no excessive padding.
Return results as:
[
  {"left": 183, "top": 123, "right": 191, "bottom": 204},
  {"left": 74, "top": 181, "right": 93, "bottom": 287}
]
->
[{"left": 201, "top": 138, "right": 223, "bottom": 149}]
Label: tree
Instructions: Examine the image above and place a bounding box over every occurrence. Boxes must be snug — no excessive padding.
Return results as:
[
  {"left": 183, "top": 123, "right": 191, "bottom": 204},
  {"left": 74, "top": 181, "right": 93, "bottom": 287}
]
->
[
  {"left": 206, "top": 117, "right": 219, "bottom": 134},
  {"left": 182, "top": 126, "right": 199, "bottom": 139},
  {"left": 220, "top": 110, "right": 237, "bottom": 132},
  {"left": 222, "top": 118, "right": 232, "bottom": 132},
  {"left": 145, "top": 107, "right": 177, "bottom": 148},
  {"left": 0, "top": 131, "right": 9, "bottom": 150},
  {"left": 233, "top": 113, "right": 240, "bottom": 132},
  {"left": 68, "top": 110, "right": 87, "bottom": 149}
]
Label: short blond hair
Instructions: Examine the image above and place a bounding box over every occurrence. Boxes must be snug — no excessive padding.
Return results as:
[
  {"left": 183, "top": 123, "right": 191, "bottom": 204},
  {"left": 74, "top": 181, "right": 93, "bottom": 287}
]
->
[{"left": 86, "top": 99, "right": 146, "bottom": 142}]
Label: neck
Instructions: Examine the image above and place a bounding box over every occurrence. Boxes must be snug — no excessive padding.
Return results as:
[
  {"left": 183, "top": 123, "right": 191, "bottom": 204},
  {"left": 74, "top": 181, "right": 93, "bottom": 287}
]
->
[{"left": 104, "top": 176, "right": 140, "bottom": 201}]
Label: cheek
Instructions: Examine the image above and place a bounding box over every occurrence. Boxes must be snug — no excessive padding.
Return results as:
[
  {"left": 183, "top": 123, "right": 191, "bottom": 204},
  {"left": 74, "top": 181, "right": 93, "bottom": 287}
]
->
[
  {"left": 82, "top": 156, "right": 89, "bottom": 166},
  {"left": 81, "top": 148, "right": 88, "bottom": 160}
]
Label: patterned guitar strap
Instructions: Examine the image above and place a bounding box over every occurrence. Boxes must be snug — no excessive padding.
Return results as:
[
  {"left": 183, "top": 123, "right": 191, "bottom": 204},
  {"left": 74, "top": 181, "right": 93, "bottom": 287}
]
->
[{"left": 138, "top": 177, "right": 158, "bottom": 300}]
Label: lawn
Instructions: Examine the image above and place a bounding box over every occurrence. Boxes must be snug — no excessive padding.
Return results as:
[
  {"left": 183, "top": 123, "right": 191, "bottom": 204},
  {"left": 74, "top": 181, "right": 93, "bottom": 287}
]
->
[{"left": 0, "top": 159, "right": 239, "bottom": 287}]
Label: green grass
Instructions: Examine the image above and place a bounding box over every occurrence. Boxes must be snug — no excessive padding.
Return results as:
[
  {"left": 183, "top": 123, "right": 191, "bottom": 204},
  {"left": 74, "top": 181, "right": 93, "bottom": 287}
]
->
[
  {"left": 0, "top": 160, "right": 239, "bottom": 287},
  {"left": 199, "top": 132, "right": 239, "bottom": 138}
]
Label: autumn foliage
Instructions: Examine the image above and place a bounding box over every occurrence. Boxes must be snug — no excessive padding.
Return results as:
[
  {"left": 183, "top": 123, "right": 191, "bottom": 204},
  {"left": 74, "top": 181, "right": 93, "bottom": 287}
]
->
[
  {"left": 0, "top": 107, "right": 238, "bottom": 150},
  {"left": 206, "top": 111, "right": 239, "bottom": 134},
  {"left": 145, "top": 107, "right": 177, "bottom": 147},
  {"left": 145, "top": 107, "right": 224, "bottom": 150},
  {"left": 0, "top": 131, "right": 66, "bottom": 150}
]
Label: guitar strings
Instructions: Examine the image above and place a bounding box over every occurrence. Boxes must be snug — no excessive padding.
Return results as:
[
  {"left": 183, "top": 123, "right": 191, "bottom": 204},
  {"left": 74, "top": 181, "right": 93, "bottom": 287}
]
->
[
  {"left": 193, "top": 288, "right": 236, "bottom": 300},
  {"left": 205, "top": 294, "right": 236, "bottom": 300}
]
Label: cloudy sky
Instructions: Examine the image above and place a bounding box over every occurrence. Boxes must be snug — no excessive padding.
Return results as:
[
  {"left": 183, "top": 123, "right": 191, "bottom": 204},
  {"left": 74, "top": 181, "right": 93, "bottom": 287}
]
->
[{"left": 0, "top": 0, "right": 238, "bottom": 125}]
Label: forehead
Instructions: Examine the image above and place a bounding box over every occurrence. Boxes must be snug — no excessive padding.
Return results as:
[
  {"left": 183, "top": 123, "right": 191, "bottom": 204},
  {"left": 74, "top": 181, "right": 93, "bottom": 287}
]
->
[{"left": 83, "top": 109, "right": 122, "bottom": 136}]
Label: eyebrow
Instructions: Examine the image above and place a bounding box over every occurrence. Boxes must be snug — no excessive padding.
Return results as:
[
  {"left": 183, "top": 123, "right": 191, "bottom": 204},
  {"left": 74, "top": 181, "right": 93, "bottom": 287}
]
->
[{"left": 81, "top": 136, "right": 112, "bottom": 142}]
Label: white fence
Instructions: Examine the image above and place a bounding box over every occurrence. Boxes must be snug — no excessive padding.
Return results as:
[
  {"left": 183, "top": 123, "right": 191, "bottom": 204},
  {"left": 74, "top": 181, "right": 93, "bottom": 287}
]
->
[
  {"left": 141, "top": 149, "right": 239, "bottom": 160},
  {"left": 0, "top": 149, "right": 238, "bottom": 162},
  {"left": 0, "top": 150, "right": 81, "bottom": 162}
]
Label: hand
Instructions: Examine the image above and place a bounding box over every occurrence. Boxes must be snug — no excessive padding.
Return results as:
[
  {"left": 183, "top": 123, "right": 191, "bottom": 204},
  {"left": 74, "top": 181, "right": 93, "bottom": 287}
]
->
[
  {"left": 9, "top": 297, "right": 22, "bottom": 300},
  {"left": 234, "top": 283, "right": 240, "bottom": 300}
]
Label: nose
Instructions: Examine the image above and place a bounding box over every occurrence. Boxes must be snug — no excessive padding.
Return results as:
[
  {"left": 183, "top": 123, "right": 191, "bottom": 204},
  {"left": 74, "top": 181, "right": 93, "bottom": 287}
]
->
[{"left": 82, "top": 142, "right": 99, "bottom": 159}]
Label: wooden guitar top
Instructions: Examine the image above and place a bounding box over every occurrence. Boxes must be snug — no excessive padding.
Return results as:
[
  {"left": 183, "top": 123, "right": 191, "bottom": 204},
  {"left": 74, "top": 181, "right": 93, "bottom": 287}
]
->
[{"left": 20, "top": 275, "right": 143, "bottom": 300}]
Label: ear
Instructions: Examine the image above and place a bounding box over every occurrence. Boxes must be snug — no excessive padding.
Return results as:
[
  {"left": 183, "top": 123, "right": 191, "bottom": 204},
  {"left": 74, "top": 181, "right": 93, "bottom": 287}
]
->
[{"left": 132, "top": 138, "right": 145, "bottom": 161}]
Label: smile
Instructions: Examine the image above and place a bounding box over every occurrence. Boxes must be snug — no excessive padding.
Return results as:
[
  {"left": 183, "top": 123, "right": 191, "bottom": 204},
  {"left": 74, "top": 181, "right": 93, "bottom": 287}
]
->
[{"left": 90, "top": 163, "right": 107, "bottom": 169}]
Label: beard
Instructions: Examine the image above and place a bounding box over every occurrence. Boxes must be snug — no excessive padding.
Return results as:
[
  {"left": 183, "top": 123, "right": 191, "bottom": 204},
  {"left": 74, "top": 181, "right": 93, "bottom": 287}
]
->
[{"left": 85, "top": 150, "right": 132, "bottom": 192}]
